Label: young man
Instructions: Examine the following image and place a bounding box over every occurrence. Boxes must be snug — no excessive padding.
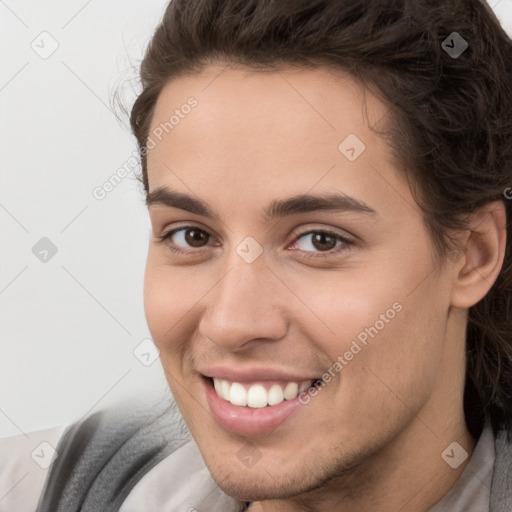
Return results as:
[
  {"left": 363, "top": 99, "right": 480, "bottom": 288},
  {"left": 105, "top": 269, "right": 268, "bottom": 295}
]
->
[{"left": 2, "top": 0, "right": 512, "bottom": 511}]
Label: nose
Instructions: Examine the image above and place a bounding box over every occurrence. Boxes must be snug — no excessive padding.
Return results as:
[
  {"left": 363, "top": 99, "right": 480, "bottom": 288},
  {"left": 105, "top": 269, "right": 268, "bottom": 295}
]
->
[{"left": 197, "top": 253, "right": 288, "bottom": 352}]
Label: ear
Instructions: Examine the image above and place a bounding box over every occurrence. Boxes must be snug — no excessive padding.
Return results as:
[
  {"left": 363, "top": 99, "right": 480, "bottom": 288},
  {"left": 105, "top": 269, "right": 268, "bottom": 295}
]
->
[{"left": 450, "top": 200, "right": 507, "bottom": 309}]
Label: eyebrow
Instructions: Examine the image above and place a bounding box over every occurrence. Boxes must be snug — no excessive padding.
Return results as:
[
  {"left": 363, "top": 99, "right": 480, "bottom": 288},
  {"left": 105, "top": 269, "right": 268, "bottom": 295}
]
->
[{"left": 146, "top": 186, "right": 378, "bottom": 220}]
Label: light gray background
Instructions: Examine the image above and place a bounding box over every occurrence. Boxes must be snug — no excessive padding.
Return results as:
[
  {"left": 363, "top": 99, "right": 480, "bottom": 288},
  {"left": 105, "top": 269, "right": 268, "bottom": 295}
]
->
[{"left": 1, "top": 0, "right": 511, "bottom": 437}]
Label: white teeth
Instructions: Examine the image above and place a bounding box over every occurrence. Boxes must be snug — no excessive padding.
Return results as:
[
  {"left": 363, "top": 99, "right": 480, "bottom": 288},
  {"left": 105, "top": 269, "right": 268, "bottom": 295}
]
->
[
  {"left": 229, "top": 382, "right": 247, "bottom": 406},
  {"left": 221, "top": 380, "right": 230, "bottom": 399},
  {"left": 298, "top": 381, "right": 311, "bottom": 393},
  {"left": 283, "top": 382, "right": 299, "bottom": 400},
  {"left": 247, "top": 384, "right": 268, "bottom": 408},
  {"left": 267, "top": 384, "right": 284, "bottom": 405},
  {"left": 212, "top": 378, "right": 314, "bottom": 408}
]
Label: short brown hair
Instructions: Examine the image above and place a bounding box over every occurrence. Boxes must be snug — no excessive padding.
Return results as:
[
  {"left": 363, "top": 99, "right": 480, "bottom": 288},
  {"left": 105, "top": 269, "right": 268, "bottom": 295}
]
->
[{"left": 129, "top": 0, "right": 512, "bottom": 440}]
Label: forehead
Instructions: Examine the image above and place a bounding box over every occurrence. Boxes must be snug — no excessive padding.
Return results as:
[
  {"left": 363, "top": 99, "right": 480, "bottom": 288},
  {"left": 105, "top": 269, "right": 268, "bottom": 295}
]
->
[
  {"left": 146, "top": 63, "right": 411, "bottom": 219},
  {"left": 148, "top": 62, "right": 389, "bottom": 155}
]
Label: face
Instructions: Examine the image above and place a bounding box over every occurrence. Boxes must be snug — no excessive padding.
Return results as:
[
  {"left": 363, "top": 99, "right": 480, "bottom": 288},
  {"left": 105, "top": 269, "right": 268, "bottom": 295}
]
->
[{"left": 143, "top": 63, "right": 461, "bottom": 501}]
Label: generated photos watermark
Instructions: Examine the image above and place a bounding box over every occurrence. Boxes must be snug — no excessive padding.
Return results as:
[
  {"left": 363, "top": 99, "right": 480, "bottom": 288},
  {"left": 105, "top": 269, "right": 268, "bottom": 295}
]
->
[
  {"left": 92, "top": 96, "right": 199, "bottom": 201},
  {"left": 298, "top": 301, "right": 403, "bottom": 405}
]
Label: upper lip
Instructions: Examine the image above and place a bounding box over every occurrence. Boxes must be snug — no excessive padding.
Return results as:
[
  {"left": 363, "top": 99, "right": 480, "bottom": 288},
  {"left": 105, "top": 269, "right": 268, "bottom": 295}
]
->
[{"left": 199, "top": 366, "right": 320, "bottom": 383}]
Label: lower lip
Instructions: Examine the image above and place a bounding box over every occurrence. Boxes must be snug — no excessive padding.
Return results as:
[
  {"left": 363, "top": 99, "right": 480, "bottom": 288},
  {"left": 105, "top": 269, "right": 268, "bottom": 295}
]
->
[{"left": 202, "top": 376, "right": 306, "bottom": 436}]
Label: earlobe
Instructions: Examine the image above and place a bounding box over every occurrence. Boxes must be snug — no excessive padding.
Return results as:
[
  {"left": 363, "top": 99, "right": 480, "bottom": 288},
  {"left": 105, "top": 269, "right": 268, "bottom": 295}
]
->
[{"left": 450, "top": 200, "right": 507, "bottom": 309}]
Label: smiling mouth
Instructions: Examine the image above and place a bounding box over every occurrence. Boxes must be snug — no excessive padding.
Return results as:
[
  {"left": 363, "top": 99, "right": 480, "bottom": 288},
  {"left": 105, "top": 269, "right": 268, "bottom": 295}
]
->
[{"left": 207, "top": 376, "right": 323, "bottom": 408}]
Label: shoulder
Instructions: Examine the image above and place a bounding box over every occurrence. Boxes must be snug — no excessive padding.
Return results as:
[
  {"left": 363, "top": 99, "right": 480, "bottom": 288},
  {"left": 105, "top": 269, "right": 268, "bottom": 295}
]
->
[
  {"left": 0, "top": 424, "right": 69, "bottom": 512},
  {"left": 0, "top": 397, "right": 192, "bottom": 512},
  {"left": 31, "top": 397, "right": 202, "bottom": 512},
  {"left": 490, "top": 427, "right": 512, "bottom": 510}
]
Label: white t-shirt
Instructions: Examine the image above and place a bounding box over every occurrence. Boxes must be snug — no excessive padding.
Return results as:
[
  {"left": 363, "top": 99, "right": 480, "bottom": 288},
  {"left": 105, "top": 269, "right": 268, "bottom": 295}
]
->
[
  {"left": 0, "top": 421, "right": 495, "bottom": 512},
  {"left": 0, "top": 425, "right": 68, "bottom": 512}
]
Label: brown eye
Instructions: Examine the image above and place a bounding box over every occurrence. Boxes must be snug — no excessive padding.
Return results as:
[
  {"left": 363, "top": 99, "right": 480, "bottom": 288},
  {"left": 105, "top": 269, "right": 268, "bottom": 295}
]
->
[
  {"left": 294, "top": 231, "right": 345, "bottom": 252},
  {"left": 310, "top": 232, "right": 338, "bottom": 252},
  {"left": 290, "top": 229, "right": 355, "bottom": 259},
  {"left": 183, "top": 228, "right": 209, "bottom": 248},
  {"left": 161, "top": 227, "right": 211, "bottom": 252}
]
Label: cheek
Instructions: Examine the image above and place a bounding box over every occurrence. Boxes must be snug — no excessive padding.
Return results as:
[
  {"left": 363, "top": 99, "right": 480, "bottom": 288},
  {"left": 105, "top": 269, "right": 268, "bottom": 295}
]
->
[
  {"left": 340, "top": 294, "right": 447, "bottom": 435},
  {"left": 143, "top": 260, "right": 198, "bottom": 397},
  {"left": 346, "top": 291, "right": 447, "bottom": 427},
  {"left": 144, "top": 261, "right": 169, "bottom": 342},
  {"left": 285, "top": 246, "right": 448, "bottom": 418},
  {"left": 143, "top": 258, "right": 195, "bottom": 347}
]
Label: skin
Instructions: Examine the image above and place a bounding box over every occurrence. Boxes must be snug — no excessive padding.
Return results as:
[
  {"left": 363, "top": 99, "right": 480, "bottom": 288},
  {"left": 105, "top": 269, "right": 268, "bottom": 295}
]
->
[{"left": 143, "top": 62, "right": 506, "bottom": 511}]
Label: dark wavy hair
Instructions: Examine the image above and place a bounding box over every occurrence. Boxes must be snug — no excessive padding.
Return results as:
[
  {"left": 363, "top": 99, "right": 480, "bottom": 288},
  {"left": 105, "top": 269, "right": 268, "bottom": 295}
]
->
[{"left": 128, "top": 0, "right": 512, "bottom": 440}]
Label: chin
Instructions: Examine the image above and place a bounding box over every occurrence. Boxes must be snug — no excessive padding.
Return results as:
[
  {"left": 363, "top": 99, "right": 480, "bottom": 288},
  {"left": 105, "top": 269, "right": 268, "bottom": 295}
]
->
[
  {"left": 198, "top": 439, "right": 351, "bottom": 503},
  {"left": 206, "top": 463, "right": 316, "bottom": 502}
]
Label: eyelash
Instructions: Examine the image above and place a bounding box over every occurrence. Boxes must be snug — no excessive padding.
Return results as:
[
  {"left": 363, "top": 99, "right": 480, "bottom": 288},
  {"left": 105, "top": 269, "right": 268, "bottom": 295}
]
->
[{"left": 157, "top": 225, "right": 355, "bottom": 259}]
